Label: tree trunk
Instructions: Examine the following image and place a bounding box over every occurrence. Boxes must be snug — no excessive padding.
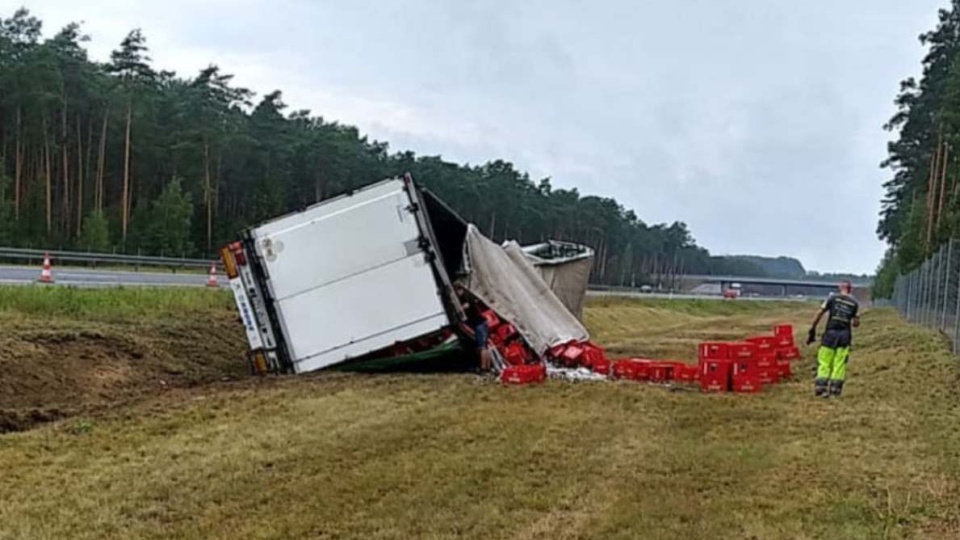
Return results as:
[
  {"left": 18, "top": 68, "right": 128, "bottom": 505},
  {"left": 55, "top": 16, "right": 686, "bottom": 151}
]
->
[
  {"left": 122, "top": 104, "right": 132, "bottom": 240},
  {"left": 76, "top": 113, "right": 84, "bottom": 237},
  {"left": 61, "top": 95, "right": 70, "bottom": 235},
  {"left": 85, "top": 113, "right": 94, "bottom": 200},
  {"left": 97, "top": 108, "right": 108, "bottom": 212},
  {"left": 927, "top": 131, "right": 943, "bottom": 249},
  {"left": 43, "top": 121, "right": 52, "bottom": 237},
  {"left": 14, "top": 107, "right": 22, "bottom": 219},
  {"left": 937, "top": 143, "right": 950, "bottom": 232},
  {"left": 216, "top": 149, "right": 222, "bottom": 207},
  {"left": 205, "top": 141, "right": 212, "bottom": 250}
]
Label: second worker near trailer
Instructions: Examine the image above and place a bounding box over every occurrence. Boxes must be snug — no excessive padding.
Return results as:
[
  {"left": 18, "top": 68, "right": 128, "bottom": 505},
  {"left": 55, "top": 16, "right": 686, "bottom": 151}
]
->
[
  {"left": 806, "top": 280, "right": 860, "bottom": 398},
  {"left": 454, "top": 284, "right": 493, "bottom": 374}
]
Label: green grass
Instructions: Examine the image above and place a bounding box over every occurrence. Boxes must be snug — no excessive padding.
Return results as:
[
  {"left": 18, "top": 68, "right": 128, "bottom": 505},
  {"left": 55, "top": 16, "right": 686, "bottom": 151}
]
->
[
  {"left": 0, "top": 286, "right": 232, "bottom": 321},
  {"left": 0, "top": 298, "right": 959, "bottom": 539}
]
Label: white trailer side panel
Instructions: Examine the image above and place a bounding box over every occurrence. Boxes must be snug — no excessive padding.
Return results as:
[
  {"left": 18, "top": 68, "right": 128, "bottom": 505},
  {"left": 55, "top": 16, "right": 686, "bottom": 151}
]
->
[
  {"left": 276, "top": 255, "right": 450, "bottom": 372},
  {"left": 249, "top": 179, "right": 450, "bottom": 373}
]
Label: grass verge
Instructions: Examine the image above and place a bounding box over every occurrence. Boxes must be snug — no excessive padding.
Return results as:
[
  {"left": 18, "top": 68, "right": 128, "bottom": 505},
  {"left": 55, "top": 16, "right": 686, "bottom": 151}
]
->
[
  {"left": 0, "top": 286, "right": 231, "bottom": 321},
  {"left": 0, "top": 298, "right": 958, "bottom": 539}
]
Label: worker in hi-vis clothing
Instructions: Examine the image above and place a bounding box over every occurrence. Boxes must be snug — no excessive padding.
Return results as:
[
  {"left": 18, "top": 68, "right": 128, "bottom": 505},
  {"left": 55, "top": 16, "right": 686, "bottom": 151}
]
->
[{"left": 806, "top": 280, "right": 860, "bottom": 398}]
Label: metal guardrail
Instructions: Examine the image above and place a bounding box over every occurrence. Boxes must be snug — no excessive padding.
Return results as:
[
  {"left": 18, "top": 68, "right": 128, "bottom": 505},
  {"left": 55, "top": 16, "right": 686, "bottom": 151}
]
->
[{"left": 0, "top": 247, "right": 215, "bottom": 269}]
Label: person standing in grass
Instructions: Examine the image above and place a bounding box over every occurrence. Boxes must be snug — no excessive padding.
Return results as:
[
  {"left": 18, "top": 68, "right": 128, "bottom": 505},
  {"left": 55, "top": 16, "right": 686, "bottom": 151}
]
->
[{"left": 807, "top": 280, "right": 860, "bottom": 398}]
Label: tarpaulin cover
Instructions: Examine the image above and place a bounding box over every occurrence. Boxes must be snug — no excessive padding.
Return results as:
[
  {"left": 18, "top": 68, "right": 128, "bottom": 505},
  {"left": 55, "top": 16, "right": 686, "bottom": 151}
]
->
[
  {"left": 464, "top": 225, "right": 589, "bottom": 355},
  {"left": 520, "top": 242, "right": 594, "bottom": 321}
]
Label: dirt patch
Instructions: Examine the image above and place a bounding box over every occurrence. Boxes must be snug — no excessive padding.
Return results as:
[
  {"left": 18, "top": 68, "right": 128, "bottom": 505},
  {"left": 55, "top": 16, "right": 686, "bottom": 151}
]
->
[{"left": 0, "top": 314, "right": 246, "bottom": 433}]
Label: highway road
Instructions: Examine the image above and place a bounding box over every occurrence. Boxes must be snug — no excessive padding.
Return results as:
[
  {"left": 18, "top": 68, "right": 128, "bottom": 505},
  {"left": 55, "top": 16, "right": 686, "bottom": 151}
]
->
[
  {"left": 0, "top": 266, "right": 226, "bottom": 288},
  {"left": 0, "top": 266, "right": 824, "bottom": 302}
]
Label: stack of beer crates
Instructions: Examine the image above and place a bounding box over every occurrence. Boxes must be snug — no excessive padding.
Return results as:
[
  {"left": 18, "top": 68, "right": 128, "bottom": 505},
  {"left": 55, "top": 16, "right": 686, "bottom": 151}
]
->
[{"left": 697, "top": 324, "right": 801, "bottom": 393}]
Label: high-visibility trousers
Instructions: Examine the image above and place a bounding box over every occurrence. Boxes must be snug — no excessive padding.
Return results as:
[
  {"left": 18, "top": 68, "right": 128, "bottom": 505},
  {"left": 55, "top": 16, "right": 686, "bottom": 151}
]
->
[{"left": 815, "top": 329, "right": 851, "bottom": 396}]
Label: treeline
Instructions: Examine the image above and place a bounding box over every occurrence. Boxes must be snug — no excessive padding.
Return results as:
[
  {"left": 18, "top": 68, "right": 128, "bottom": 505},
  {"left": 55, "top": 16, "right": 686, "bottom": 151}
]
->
[
  {"left": 876, "top": 1, "right": 960, "bottom": 295},
  {"left": 1, "top": 8, "right": 766, "bottom": 285}
]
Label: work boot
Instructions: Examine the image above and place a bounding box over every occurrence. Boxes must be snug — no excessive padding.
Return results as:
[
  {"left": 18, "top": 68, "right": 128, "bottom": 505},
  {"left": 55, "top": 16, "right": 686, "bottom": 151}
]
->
[
  {"left": 814, "top": 378, "right": 829, "bottom": 398},
  {"left": 828, "top": 380, "right": 844, "bottom": 397}
]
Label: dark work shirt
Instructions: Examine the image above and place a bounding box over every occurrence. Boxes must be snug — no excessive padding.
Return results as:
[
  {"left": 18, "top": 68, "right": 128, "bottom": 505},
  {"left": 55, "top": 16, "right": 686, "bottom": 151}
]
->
[
  {"left": 462, "top": 298, "right": 485, "bottom": 327},
  {"left": 822, "top": 293, "right": 859, "bottom": 331}
]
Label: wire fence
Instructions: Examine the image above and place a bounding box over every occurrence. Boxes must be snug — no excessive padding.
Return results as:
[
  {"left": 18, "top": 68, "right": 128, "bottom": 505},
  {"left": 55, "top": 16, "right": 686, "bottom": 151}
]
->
[{"left": 890, "top": 238, "right": 960, "bottom": 354}]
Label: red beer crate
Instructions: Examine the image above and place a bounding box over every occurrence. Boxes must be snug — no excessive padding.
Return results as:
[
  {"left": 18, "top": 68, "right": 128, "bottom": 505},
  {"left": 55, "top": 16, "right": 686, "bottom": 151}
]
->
[
  {"left": 481, "top": 310, "right": 500, "bottom": 327},
  {"left": 747, "top": 353, "right": 778, "bottom": 384},
  {"left": 501, "top": 363, "right": 547, "bottom": 385},
  {"left": 699, "top": 342, "right": 731, "bottom": 361},
  {"left": 549, "top": 342, "right": 570, "bottom": 358},
  {"left": 648, "top": 362, "right": 675, "bottom": 383},
  {"left": 732, "top": 373, "right": 762, "bottom": 393},
  {"left": 613, "top": 359, "right": 653, "bottom": 381},
  {"left": 774, "top": 324, "right": 794, "bottom": 338},
  {"left": 700, "top": 359, "right": 732, "bottom": 392},
  {"left": 560, "top": 344, "right": 585, "bottom": 366},
  {"left": 776, "top": 358, "right": 793, "bottom": 379},
  {"left": 746, "top": 336, "right": 777, "bottom": 353},
  {"left": 729, "top": 342, "right": 758, "bottom": 360},
  {"left": 590, "top": 358, "right": 612, "bottom": 375},
  {"left": 731, "top": 358, "right": 753, "bottom": 377},
  {"left": 504, "top": 342, "right": 531, "bottom": 365},
  {"left": 775, "top": 335, "right": 795, "bottom": 348},
  {"left": 755, "top": 353, "right": 775, "bottom": 369},
  {"left": 778, "top": 346, "right": 801, "bottom": 361},
  {"left": 582, "top": 343, "right": 607, "bottom": 366},
  {"left": 561, "top": 344, "right": 584, "bottom": 361},
  {"left": 495, "top": 323, "right": 518, "bottom": 342},
  {"left": 673, "top": 363, "right": 700, "bottom": 383},
  {"left": 757, "top": 366, "right": 778, "bottom": 385}
]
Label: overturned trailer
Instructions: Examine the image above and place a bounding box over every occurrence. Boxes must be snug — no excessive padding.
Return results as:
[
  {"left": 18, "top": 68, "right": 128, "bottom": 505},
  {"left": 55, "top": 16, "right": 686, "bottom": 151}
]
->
[{"left": 220, "top": 175, "right": 589, "bottom": 374}]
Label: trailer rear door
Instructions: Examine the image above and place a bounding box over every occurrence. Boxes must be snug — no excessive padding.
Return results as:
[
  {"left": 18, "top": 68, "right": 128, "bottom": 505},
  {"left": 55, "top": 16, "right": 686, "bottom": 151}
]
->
[{"left": 249, "top": 179, "right": 451, "bottom": 373}]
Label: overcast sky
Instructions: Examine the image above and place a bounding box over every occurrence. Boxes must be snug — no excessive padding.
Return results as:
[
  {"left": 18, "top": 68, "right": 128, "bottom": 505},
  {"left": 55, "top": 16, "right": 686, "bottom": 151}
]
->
[{"left": 7, "top": 0, "right": 947, "bottom": 274}]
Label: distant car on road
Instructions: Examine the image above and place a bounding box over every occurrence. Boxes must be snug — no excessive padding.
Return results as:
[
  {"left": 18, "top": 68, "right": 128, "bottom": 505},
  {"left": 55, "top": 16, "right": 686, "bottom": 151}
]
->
[
  {"left": 723, "top": 283, "right": 742, "bottom": 299},
  {"left": 640, "top": 285, "right": 653, "bottom": 293}
]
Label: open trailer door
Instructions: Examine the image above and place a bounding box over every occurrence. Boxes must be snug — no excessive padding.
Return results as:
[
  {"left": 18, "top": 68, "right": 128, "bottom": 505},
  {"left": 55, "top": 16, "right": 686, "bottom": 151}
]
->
[{"left": 221, "top": 176, "right": 465, "bottom": 374}]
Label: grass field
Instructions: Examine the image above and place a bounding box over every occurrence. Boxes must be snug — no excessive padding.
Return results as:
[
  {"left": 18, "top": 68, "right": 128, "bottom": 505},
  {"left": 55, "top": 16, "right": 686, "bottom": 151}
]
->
[
  {"left": 1, "top": 294, "right": 959, "bottom": 539},
  {"left": 0, "top": 286, "right": 232, "bottom": 320}
]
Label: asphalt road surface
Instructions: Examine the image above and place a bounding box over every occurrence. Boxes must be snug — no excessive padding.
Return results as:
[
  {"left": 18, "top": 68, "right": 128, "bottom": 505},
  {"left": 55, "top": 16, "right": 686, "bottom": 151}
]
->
[
  {"left": 0, "top": 266, "right": 226, "bottom": 288},
  {"left": 0, "top": 266, "right": 822, "bottom": 300}
]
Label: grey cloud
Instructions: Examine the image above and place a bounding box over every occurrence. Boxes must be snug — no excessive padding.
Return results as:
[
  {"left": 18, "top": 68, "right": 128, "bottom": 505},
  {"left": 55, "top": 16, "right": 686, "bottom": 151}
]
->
[{"left": 20, "top": 0, "right": 948, "bottom": 272}]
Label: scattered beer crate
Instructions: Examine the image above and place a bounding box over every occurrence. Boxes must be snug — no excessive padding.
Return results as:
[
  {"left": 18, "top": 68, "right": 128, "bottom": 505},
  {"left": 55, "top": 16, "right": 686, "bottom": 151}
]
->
[
  {"left": 700, "top": 359, "right": 732, "bottom": 393},
  {"left": 501, "top": 363, "right": 547, "bottom": 385}
]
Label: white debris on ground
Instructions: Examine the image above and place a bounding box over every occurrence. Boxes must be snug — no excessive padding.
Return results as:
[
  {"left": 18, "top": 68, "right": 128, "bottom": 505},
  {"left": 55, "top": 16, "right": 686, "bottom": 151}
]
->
[{"left": 545, "top": 364, "right": 608, "bottom": 381}]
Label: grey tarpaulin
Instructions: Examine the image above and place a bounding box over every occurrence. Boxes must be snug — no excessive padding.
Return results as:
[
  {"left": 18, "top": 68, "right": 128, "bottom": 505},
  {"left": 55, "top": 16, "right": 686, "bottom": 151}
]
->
[
  {"left": 463, "top": 225, "right": 589, "bottom": 355},
  {"left": 519, "top": 241, "right": 594, "bottom": 321}
]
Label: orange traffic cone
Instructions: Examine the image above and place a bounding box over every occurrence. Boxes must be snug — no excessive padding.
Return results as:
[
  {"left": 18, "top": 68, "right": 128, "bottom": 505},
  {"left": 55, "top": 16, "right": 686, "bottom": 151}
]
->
[
  {"left": 38, "top": 253, "right": 54, "bottom": 284},
  {"left": 206, "top": 263, "right": 219, "bottom": 288}
]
